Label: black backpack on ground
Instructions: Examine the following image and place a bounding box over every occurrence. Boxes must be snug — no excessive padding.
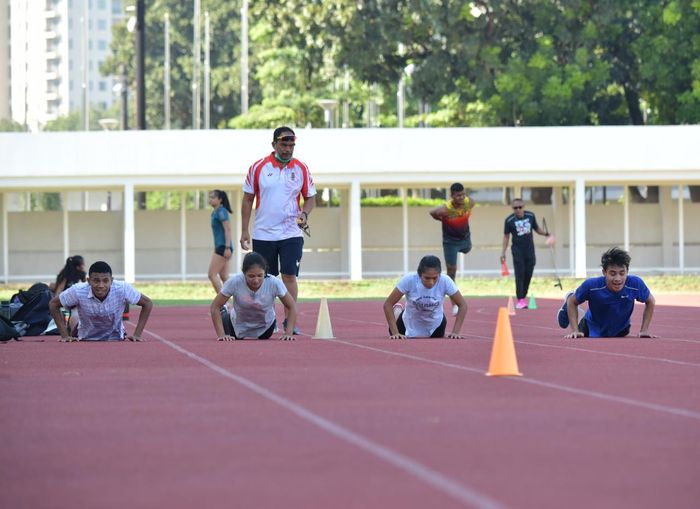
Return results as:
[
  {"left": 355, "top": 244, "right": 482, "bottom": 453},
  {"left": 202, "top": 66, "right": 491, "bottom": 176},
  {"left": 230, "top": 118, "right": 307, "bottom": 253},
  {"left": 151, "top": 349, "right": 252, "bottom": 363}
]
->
[
  {"left": 11, "top": 282, "right": 52, "bottom": 304},
  {"left": 0, "top": 315, "right": 20, "bottom": 342},
  {"left": 10, "top": 287, "right": 52, "bottom": 337}
]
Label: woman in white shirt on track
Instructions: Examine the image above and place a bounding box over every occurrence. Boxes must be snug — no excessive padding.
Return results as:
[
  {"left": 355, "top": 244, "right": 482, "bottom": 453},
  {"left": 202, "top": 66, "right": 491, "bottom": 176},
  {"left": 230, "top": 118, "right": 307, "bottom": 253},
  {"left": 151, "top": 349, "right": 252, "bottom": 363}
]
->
[
  {"left": 210, "top": 252, "right": 297, "bottom": 341},
  {"left": 383, "top": 255, "right": 467, "bottom": 339}
]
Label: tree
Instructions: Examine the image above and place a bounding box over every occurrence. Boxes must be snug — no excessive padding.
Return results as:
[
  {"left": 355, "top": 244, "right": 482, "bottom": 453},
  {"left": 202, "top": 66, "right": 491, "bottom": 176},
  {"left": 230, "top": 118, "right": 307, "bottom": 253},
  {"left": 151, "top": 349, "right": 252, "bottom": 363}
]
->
[
  {"left": 103, "top": 0, "right": 245, "bottom": 129},
  {"left": 43, "top": 106, "right": 116, "bottom": 131},
  {"left": 0, "top": 119, "right": 25, "bottom": 132},
  {"left": 633, "top": 1, "right": 700, "bottom": 124},
  {"left": 101, "top": 0, "right": 700, "bottom": 129}
]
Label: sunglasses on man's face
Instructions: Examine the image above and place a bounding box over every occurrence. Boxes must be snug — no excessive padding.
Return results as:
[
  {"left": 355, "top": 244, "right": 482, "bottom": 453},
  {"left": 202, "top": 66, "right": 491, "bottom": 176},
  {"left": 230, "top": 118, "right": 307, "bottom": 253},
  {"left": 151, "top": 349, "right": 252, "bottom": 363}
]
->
[
  {"left": 512, "top": 205, "right": 523, "bottom": 210},
  {"left": 276, "top": 135, "right": 296, "bottom": 142}
]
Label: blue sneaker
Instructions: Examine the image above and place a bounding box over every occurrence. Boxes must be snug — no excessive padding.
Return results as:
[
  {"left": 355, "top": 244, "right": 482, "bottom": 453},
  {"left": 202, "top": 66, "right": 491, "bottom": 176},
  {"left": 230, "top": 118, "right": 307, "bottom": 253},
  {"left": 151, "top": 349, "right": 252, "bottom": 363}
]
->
[{"left": 557, "top": 292, "right": 573, "bottom": 328}]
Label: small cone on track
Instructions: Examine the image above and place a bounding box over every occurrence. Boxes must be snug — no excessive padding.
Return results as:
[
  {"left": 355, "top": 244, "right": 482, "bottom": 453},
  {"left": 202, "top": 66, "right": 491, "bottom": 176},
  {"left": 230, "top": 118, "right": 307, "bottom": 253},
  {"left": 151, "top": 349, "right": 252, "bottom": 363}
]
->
[
  {"left": 486, "top": 307, "right": 522, "bottom": 377},
  {"left": 313, "top": 297, "right": 335, "bottom": 339},
  {"left": 507, "top": 296, "right": 516, "bottom": 316},
  {"left": 501, "top": 260, "right": 510, "bottom": 277},
  {"left": 528, "top": 294, "right": 537, "bottom": 310}
]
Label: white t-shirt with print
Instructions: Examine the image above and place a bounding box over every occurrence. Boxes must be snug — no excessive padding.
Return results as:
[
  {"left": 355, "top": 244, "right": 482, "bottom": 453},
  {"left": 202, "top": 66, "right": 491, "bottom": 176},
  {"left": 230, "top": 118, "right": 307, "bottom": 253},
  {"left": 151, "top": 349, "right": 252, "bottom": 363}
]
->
[
  {"left": 396, "top": 273, "right": 458, "bottom": 337},
  {"left": 221, "top": 273, "right": 287, "bottom": 338},
  {"left": 242, "top": 153, "right": 317, "bottom": 241}
]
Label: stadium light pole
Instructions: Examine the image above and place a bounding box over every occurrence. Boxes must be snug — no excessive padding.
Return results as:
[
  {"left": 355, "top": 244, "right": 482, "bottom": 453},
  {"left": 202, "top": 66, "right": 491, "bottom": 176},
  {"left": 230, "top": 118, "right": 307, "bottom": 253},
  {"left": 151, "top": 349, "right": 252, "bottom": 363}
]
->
[
  {"left": 81, "top": 1, "right": 89, "bottom": 131},
  {"left": 164, "top": 13, "right": 171, "bottom": 129},
  {"left": 135, "top": 0, "right": 146, "bottom": 130},
  {"left": 318, "top": 99, "right": 338, "bottom": 128},
  {"left": 241, "top": 0, "right": 249, "bottom": 113},
  {"left": 204, "top": 11, "right": 210, "bottom": 129},
  {"left": 397, "top": 63, "right": 415, "bottom": 129},
  {"left": 192, "top": 0, "right": 201, "bottom": 129},
  {"left": 342, "top": 68, "right": 350, "bottom": 128}
]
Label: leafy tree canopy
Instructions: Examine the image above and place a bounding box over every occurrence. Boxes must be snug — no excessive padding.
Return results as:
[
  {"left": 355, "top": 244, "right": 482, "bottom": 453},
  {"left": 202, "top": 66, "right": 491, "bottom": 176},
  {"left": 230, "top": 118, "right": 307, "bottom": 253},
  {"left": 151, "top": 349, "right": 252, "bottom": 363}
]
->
[{"left": 101, "top": 0, "right": 700, "bottom": 128}]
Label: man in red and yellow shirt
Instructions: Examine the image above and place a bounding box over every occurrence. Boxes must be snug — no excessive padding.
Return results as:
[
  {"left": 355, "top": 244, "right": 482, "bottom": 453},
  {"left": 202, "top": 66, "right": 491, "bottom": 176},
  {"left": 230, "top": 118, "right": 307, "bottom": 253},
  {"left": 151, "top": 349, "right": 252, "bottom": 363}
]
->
[{"left": 430, "top": 183, "right": 475, "bottom": 315}]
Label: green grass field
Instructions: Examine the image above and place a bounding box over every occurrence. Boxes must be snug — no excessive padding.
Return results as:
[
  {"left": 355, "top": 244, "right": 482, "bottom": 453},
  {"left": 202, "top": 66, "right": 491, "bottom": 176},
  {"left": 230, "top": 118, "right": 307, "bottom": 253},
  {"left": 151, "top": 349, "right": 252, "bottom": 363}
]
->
[{"left": 1, "top": 275, "right": 699, "bottom": 306}]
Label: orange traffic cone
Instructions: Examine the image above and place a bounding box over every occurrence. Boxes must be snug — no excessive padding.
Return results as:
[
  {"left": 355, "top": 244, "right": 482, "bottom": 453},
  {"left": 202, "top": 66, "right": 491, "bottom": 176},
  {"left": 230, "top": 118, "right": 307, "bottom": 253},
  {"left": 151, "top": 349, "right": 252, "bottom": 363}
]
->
[
  {"left": 506, "top": 296, "right": 516, "bottom": 316},
  {"left": 501, "top": 260, "right": 510, "bottom": 276},
  {"left": 486, "top": 307, "right": 522, "bottom": 377}
]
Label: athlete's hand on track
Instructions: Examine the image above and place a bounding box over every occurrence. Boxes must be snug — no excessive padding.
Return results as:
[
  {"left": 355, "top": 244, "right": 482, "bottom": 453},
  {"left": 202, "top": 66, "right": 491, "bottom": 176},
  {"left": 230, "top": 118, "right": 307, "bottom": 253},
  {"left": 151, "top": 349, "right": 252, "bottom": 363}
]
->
[
  {"left": 638, "top": 331, "right": 658, "bottom": 338},
  {"left": 217, "top": 335, "right": 236, "bottom": 342},
  {"left": 389, "top": 333, "right": 407, "bottom": 340},
  {"left": 564, "top": 331, "right": 585, "bottom": 339},
  {"left": 446, "top": 332, "right": 464, "bottom": 339},
  {"left": 59, "top": 335, "right": 81, "bottom": 342},
  {"left": 126, "top": 335, "right": 144, "bottom": 342},
  {"left": 279, "top": 334, "right": 295, "bottom": 341}
]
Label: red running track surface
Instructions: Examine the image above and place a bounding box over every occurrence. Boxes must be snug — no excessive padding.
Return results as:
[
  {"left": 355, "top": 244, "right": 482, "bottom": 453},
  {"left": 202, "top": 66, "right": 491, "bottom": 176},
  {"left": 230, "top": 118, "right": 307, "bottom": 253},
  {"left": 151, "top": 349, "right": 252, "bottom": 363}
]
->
[{"left": 1, "top": 297, "right": 699, "bottom": 509}]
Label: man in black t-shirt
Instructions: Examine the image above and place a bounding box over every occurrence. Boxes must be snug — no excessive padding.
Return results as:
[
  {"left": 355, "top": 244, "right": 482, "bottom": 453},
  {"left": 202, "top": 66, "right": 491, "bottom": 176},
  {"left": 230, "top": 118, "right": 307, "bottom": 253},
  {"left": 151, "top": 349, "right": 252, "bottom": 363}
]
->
[{"left": 500, "top": 198, "right": 551, "bottom": 309}]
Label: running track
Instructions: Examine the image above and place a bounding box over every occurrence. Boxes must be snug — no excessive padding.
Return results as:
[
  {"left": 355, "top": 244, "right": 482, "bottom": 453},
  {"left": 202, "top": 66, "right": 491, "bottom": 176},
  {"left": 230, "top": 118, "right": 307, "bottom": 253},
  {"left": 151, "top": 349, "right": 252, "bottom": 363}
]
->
[{"left": 1, "top": 297, "right": 699, "bottom": 509}]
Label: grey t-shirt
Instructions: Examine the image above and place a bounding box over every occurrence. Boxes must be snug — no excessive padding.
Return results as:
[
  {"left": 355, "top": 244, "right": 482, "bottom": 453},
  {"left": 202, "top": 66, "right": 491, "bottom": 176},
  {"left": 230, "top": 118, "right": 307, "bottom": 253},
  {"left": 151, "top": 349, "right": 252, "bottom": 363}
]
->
[
  {"left": 396, "top": 273, "right": 458, "bottom": 337},
  {"left": 221, "top": 273, "right": 287, "bottom": 338}
]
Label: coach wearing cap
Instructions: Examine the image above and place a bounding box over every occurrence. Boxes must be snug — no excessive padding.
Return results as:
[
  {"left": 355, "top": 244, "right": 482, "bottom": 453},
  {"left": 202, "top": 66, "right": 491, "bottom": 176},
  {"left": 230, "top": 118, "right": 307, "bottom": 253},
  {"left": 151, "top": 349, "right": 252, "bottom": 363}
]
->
[{"left": 240, "top": 126, "right": 316, "bottom": 335}]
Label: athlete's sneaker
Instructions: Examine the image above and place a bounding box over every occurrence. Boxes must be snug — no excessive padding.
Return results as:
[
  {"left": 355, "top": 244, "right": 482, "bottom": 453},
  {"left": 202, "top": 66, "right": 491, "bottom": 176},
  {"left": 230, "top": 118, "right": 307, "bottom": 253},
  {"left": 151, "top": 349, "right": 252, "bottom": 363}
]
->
[
  {"left": 557, "top": 292, "right": 574, "bottom": 328},
  {"left": 515, "top": 298, "right": 528, "bottom": 310},
  {"left": 282, "top": 318, "right": 300, "bottom": 335},
  {"left": 452, "top": 304, "right": 459, "bottom": 316}
]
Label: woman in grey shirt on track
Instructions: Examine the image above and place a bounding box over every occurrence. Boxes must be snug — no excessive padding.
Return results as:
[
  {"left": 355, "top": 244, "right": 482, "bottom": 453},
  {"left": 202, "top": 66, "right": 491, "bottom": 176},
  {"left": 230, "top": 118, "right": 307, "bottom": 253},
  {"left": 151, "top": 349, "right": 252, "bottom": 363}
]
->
[{"left": 210, "top": 252, "right": 297, "bottom": 341}]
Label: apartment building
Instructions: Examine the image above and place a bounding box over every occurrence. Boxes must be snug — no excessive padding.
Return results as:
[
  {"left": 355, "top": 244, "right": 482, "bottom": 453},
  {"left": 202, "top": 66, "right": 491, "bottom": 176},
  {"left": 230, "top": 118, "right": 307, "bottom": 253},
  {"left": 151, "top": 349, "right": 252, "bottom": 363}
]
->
[
  {"left": 8, "top": 0, "right": 122, "bottom": 131},
  {"left": 0, "top": 0, "right": 10, "bottom": 120}
]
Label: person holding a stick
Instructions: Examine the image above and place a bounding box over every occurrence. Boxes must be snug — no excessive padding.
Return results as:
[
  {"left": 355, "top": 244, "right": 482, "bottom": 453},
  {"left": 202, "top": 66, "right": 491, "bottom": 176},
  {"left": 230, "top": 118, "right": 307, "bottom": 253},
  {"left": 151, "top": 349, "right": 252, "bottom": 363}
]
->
[{"left": 500, "top": 198, "right": 554, "bottom": 309}]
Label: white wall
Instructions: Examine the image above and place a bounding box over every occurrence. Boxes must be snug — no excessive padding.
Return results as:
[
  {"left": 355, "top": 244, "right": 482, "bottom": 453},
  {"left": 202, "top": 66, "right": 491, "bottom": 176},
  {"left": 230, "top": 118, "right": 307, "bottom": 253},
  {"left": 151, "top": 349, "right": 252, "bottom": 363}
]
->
[
  {"left": 5, "top": 195, "right": 698, "bottom": 281},
  {"left": 2, "top": 126, "right": 699, "bottom": 281}
]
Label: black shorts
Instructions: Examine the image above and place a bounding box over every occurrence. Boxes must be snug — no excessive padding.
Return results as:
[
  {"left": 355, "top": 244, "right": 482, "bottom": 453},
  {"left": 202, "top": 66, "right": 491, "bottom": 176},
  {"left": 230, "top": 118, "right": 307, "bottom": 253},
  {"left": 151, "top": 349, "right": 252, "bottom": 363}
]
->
[
  {"left": 253, "top": 237, "right": 304, "bottom": 276},
  {"left": 215, "top": 245, "right": 233, "bottom": 256},
  {"left": 392, "top": 311, "right": 448, "bottom": 338},
  {"left": 221, "top": 307, "right": 275, "bottom": 339},
  {"left": 578, "top": 318, "right": 630, "bottom": 338}
]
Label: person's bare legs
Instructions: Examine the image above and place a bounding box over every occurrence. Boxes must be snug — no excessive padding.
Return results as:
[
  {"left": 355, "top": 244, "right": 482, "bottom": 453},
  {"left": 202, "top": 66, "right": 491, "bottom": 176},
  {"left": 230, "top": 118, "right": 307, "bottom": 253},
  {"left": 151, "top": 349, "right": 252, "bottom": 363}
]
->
[
  {"left": 218, "top": 259, "right": 230, "bottom": 288},
  {"left": 208, "top": 253, "right": 227, "bottom": 293},
  {"left": 281, "top": 273, "right": 298, "bottom": 307},
  {"left": 281, "top": 273, "right": 299, "bottom": 332},
  {"left": 445, "top": 264, "right": 459, "bottom": 316}
]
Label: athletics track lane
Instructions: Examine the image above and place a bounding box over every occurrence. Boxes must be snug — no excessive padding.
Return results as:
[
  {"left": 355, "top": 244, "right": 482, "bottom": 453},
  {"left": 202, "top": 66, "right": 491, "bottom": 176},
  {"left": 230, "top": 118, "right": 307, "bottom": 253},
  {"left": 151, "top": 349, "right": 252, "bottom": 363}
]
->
[{"left": 1, "top": 297, "right": 699, "bottom": 509}]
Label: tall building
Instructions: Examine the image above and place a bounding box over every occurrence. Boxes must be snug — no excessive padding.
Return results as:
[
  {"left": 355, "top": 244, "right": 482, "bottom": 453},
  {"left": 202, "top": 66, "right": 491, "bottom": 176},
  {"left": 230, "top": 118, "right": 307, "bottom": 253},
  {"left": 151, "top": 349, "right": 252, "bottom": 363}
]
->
[
  {"left": 9, "top": 0, "right": 122, "bottom": 131},
  {"left": 0, "top": 0, "right": 10, "bottom": 121}
]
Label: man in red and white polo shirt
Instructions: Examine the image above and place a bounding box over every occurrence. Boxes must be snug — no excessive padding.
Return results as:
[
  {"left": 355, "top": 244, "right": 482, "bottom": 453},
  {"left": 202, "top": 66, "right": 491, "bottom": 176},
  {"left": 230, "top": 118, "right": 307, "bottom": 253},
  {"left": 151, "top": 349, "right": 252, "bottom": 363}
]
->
[{"left": 240, "top": 126, "right": 316, "bottom": 334}]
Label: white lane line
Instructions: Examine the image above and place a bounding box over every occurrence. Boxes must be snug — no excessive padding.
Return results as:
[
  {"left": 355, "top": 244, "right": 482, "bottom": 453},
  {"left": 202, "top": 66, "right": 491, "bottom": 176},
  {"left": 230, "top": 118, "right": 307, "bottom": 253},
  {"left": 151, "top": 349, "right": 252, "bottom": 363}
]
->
[
  {"left": 459, "top": 332, "right": 700, "bottom": 368},
  {"left": 515, "top": 341, "right": 700, "bottom": 367},
  {"left": 143, "top": 329, "right": 508, "bottom": 509},
  {"left": 322, "top": 338, "right": 700, "bottom": 421},
  {"left": 332, "top": 315, "right": 700, "bottom": 364}
]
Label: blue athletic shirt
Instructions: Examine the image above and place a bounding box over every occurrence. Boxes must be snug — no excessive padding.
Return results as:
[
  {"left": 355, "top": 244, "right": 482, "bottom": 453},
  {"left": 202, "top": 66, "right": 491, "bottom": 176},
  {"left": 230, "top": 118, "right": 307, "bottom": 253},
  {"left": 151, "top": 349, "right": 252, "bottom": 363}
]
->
[
  {"left": 211, "top": 206, "right": 230, "bottom": 248},
  {"left": 574, "top": 275, "right": 650, "bottom": 337}
]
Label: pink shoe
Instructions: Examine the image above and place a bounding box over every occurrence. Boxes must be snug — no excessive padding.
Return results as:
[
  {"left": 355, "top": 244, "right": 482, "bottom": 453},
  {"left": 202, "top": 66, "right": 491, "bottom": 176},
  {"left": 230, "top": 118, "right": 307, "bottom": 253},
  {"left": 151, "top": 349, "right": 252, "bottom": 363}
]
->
[{"left": 515, "top": 298, "right": 528, "bottom": 310}]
